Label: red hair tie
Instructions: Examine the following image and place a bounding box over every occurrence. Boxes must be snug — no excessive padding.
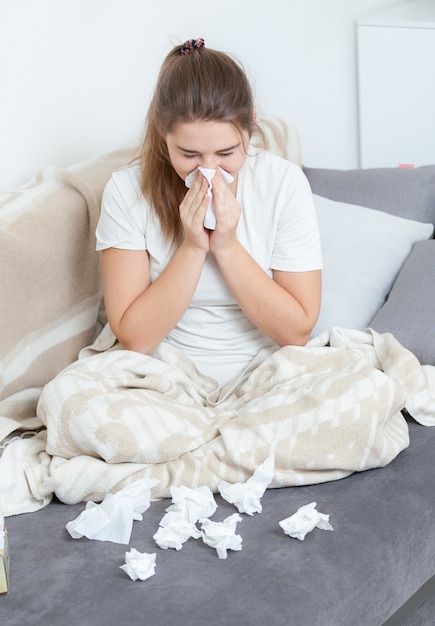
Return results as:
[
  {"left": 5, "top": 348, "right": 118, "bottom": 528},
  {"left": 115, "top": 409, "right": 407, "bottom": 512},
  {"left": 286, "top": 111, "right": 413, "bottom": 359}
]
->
[{"left": 179, "top": 38, "right": 205, "bottom": 55}]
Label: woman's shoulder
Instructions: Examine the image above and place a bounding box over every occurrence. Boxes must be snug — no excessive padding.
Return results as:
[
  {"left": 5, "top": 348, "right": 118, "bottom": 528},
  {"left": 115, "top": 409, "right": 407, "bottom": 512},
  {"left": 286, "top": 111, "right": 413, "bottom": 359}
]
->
[
  {"left": 107, "top": 162, "right": 142, "bottom": 193},
  {"left": 97, "top": 162, "right": 149, "bottom": 249},
  {"left": 101, "top": 163, "right": 145, "bottom": 213}
]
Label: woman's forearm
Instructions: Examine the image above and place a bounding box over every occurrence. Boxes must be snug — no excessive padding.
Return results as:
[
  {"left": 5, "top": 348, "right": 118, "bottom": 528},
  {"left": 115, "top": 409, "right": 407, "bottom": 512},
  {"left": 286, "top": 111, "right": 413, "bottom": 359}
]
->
[
  {"left": 103, "top": 242, "right": 207, "bottom": 354},
  {"left": 214, "top": 240, "right": 321, "bottom": 346}
]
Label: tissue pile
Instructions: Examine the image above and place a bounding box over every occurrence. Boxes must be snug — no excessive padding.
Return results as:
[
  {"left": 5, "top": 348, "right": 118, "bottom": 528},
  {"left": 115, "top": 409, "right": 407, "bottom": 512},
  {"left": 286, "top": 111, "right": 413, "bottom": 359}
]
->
[
  {"left": 65, "top": 456, "right": 334, "bottom": 582},
  {"left": 152, "top": 484, "right": 243, "bottom": 559},
  {"left": 153, "top": 485, "right": 216, "bottom": 551}
]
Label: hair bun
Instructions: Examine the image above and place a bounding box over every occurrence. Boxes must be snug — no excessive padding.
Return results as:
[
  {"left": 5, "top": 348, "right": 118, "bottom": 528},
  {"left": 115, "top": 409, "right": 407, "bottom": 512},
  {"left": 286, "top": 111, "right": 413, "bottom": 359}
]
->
[{"left": 179, "top": 38, "right": 205, "bottom": 55}]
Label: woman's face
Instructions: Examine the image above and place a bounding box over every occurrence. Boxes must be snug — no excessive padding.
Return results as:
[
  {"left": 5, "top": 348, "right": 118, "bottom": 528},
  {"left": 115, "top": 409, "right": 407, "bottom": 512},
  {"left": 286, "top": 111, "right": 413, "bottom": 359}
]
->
[{"left": 166, "top": 120, "right": 249, "bottom": 183}]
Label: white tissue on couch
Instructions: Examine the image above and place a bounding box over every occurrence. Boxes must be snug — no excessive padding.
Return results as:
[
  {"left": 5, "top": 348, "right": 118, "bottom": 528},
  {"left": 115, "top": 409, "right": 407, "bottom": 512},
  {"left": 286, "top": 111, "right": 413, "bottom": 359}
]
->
[
  {"left": 279, "top": 502, "right": 334, "bottom": 540},
  {"left": 153, "top": 485, "right": 217, "bottom": 550},
  {"left": 120, "top": 548, "right": 156, "bottom": 581},
  {"left": 218, "top": 452, "right": 275, "bottom": 515},
  {"left": 153, "top": 519, "right": 202, "bottom": 550},
  {"left": 200, "top": 513, "right": 243, "bottom": 559},
  {"left": 65, "top": 477, "right": 159, "bottom": 544}
]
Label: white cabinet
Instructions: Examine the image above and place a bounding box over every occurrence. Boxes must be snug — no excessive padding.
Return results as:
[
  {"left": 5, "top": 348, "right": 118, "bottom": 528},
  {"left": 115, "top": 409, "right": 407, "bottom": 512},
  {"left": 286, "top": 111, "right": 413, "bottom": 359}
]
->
[{"left": 357, "top": 0, "right": 435, "bottom": 168}]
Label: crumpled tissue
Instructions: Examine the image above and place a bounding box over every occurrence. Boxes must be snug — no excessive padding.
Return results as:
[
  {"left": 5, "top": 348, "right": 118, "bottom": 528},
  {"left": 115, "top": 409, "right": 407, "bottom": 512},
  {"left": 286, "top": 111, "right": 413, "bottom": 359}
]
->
[
  {"left": 153, "top": 485, "right": 217, "bottom": 550},
  {"left": 218, "top": 453, "right": 275, "bottom": 515},
  {"left": 279, "top": 502, "right": 334, "bottom": 541},
  {"left": 185, "top": 166, "right": 234, "bottom": 229},
  {"left": 153, "top": 519, "right": 202, "bottom": 550},
  {"left": 200, "top": 513, "right": 243, "bottom": 559},
  {"left": 120, "top": 548, "right": 156, "bottom": 582},
  {"left": 66, "top": 477, "right": 159, "bottom": 544}
]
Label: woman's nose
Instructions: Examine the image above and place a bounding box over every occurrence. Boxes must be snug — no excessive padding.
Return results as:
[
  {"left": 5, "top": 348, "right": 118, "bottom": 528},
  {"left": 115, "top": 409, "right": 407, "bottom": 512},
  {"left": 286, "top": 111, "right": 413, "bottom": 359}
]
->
[{"left": 200, "top": 157, "right": 220, "bottom": 171}]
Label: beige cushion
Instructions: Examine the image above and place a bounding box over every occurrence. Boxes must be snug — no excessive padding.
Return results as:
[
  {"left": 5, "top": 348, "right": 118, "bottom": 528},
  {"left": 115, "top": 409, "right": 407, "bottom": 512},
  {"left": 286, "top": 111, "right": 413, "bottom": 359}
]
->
[{"left": 256, "top": 117, "right": 302, "bottom": 166}]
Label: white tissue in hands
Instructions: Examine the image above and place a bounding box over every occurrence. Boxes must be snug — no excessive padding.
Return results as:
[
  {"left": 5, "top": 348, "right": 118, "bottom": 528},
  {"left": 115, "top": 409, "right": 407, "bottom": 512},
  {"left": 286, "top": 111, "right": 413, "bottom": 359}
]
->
[
  {"left": 200, "top": 513, "right": 243, "bottom": 559},
  {"left": 66, "top": 477, "right": 159, "bottom": 544},
  {"left": 279, "top": 502, "right": 334, "bottom": 541},
  {"left": 218, "top": 453, "right": 275, "bottom": 515},
  {"left": 120, "top": 548, "right": 156, "bottom": 581},
  {"left": 153, "top": 485, "right": 217, "bottom": 550},
  {"left": 184, "top": 166, "right": 234, "bottom": 229}
]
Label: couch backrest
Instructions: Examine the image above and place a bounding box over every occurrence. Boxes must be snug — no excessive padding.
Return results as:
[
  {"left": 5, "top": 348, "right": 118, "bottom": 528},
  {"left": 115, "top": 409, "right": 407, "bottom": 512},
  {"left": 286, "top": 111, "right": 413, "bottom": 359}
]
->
[
  {"left": 303, "top": 165, "right": 435, "bottom": 228},
  {"left": 0, "top": 147, "right": 137, "bottom": 440}
]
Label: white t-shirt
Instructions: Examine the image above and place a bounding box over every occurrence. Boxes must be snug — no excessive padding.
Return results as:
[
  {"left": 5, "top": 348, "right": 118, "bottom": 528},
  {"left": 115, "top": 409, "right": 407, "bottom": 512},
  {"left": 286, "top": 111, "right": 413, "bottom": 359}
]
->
[{"left": 96, "top": 149, "right": 322, "bottom": 386}]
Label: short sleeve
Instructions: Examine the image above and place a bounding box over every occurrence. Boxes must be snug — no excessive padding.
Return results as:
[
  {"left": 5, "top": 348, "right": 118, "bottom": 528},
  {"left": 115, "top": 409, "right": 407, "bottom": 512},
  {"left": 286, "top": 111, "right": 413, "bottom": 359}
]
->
[
  {"left": 271, "top": 167, "right": 323, "bottom": 272},
  {"left": 96, "top": 166, "right": 148, "bottom": 251}
]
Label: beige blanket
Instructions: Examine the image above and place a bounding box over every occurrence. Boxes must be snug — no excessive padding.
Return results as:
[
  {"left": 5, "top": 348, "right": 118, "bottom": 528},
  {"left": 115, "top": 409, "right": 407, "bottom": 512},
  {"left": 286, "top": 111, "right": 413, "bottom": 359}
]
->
[
  {"left": 0, "top": 147, "right": 137, "bottom": 444},
  {"left": 16, "top": 326, "right": 432, "bottom": 511}
]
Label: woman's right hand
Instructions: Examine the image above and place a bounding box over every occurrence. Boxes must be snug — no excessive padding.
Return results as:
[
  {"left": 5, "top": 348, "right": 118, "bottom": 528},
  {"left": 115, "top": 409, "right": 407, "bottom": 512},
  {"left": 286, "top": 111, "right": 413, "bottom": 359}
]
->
[{"left": 179, "top": 172, "right": 211, "bottom": 252}]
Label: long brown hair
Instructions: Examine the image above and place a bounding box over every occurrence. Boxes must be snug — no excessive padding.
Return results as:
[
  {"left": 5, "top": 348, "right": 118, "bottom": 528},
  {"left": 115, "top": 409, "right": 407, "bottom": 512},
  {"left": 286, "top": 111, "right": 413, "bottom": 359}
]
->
[{"left": 139, "top": 41, "right": 262, "bottom": 245}]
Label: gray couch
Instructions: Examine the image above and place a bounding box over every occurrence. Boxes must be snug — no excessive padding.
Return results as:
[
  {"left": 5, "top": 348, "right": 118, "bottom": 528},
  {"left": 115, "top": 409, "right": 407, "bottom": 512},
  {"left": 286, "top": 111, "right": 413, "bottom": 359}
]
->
[{"left": 1, "top": 136, "right": 434, "bottom": 624}]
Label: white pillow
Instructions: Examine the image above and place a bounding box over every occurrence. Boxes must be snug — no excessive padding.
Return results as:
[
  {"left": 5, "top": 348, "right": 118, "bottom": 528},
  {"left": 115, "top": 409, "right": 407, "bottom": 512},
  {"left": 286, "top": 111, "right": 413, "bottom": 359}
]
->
[{"left": 312, "top": 194, "right": 434, "bottom": 336}]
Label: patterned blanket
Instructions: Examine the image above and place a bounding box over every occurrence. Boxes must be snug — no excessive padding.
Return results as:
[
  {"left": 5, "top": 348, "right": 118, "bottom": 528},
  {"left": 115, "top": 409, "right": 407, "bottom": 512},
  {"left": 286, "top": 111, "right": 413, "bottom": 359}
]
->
[{"left": 19, "top": 326, "right": 433, "bottom": 510}]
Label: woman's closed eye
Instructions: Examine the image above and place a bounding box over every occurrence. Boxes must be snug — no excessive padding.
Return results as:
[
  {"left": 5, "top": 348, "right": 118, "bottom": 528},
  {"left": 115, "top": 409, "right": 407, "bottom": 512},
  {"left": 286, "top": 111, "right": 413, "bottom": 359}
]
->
[{"left": 182, "top": 152, "right": 233, "bottom": 159}]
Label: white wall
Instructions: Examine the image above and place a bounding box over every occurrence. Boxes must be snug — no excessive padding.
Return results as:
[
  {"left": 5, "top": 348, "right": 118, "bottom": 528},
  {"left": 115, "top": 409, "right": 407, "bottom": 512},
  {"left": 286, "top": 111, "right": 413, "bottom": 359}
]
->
[{"left": 0, "top": 0, "right": 410, "bottom": 189}]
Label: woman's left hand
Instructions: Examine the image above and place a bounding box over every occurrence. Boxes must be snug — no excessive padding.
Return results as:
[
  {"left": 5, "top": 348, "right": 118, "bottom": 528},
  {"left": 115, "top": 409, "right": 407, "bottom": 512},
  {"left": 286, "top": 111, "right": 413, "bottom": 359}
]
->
[{"left": 209, "top": 169, "right": 241, "bottom": 253}]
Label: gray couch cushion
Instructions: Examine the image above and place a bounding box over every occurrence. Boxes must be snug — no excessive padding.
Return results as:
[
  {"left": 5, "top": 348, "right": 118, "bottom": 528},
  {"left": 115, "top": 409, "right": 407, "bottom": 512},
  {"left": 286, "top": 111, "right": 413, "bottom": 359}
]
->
[
  {"left": 304, "top": 165, "right": 435, "bottom": 366},
  {"left": 303, "top": 165, "right": 435, "bottom": 226},
  {"left": 2, "top": 419, "right": 434, "bottom": 626},
  {"left": 370, "top": 240, "right": 435, "bottom": 366}
]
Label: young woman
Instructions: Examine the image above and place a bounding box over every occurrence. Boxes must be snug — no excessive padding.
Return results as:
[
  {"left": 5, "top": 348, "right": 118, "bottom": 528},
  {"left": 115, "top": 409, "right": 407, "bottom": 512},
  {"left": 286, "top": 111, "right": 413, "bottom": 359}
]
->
[
  {"left": 36, "top": 39, "right": 323, "bottom": 480},
  {"left": 96, "top": 38, "right": 322, "bottom": 388},
  {"left": 34, "top": 40, "right": 425, "bottom": 506}
]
